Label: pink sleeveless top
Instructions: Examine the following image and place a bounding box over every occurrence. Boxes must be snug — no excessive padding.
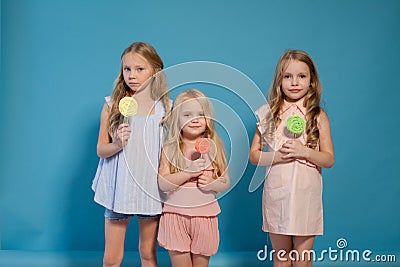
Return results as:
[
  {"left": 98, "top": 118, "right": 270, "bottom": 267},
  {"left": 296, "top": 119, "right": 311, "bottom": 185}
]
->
[{"left": 162, "top": 154, "right": 221, "bottom": 216}]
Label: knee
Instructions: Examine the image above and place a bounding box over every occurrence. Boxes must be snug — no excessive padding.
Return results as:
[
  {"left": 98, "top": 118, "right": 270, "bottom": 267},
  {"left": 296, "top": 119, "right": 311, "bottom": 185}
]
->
[
  {"left": 282, "top": 260, "right": 293, "bottom": 267},
  {"left": 103, "top": 252, "right": 124, "bottom": 267},
  {"left": 274, "top": 257, "right": 292, "bottom": 267},
  {"left": 273, "top": 257, "right": 292, "bottom": 267},
  {"left": 139, "top": 242, "right": 156, "bottom": 262},
  {"left": 292, "top": 251, "right": 313, "bottom": 267},
  {"left": 293, "top": 259, "right": 312, "bottom": 267}
]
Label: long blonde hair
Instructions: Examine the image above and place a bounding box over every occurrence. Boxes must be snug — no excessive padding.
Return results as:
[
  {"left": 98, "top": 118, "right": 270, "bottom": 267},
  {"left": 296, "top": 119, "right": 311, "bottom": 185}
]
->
[
  {"left": 163, "top": 89, "right": 228, "bottom": 178},
  {"left": 108, "top": 42, "right": 170, "bottom": 138},
  {"left": 265, "top": 49, "right": 322, "bottom": 149}
]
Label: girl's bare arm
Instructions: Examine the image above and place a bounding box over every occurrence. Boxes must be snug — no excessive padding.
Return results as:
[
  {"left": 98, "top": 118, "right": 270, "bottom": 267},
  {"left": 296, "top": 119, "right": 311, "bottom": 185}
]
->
[
  {"left": 249, "top": 129, "right": 292, "bottom": 166},
  {"left": 96, "top": 103, "right": 124, "bottom": 158},
  {"left": 158, "top": 150, "right": 205, "bottom": 192}
]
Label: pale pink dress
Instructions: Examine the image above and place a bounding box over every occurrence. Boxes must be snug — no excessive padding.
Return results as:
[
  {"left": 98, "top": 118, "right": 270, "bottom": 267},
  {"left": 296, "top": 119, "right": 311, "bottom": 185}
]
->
[{"left": 255, "top": 99, "right": 323, "bottom": 236}]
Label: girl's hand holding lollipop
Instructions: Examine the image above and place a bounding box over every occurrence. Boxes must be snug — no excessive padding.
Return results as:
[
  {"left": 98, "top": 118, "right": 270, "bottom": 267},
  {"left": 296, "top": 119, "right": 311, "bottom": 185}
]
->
[
  {"left": 118, "top": 97, "right": 138, "bottom": 146},
  {"left": 195, "top": 138, "right": 217, "bottom": 187},
  {"left": 280, "top": 116, "right": 307, "bottom": 160}
]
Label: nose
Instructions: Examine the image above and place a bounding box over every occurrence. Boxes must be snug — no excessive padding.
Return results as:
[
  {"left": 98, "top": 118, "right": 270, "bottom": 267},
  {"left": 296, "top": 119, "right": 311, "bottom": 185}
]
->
[
  {"left": 129, "top": 70, "right": 136, "bottom": 79},
  {"left": 291, "top": 76, "right": 298, "bottom": 85}
]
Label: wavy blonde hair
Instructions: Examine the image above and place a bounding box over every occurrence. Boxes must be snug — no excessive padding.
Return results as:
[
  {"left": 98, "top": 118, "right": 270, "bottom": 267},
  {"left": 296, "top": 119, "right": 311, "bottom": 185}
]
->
[
  {"left": 108, "top": 42, "right": 170, "bottom": 138},
  {"left": 163, "top": 89, "right": 228, "bottom": 178},
  {"left": 264, "top": 50, "right": 322, "bottom": 149}
]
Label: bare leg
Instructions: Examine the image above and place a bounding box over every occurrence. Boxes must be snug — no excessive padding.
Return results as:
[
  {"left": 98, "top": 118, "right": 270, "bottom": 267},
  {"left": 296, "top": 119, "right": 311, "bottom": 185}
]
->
[
  {"left": 293, "top": 236, "right": 315, "bottom": 267},
  {"left": 192, "top": 253, "right": 210, "bottom": 267},
  {"left": 103, "top": 218, "right": 129, "bottom": 267},
  {"left": 169, "top": 251, "right": 193, "bottom": 267},
  {"left": 269, "top": 233, "right": 293, "bottom": 267},
  {"left": 138, "top": 218, "right": 159, "bottom": 267}
]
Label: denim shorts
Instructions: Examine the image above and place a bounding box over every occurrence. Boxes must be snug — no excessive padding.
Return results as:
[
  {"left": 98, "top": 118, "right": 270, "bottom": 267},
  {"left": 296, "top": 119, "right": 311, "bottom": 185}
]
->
[{"left": 104, "top": 208, "right": 161, "bottom": 220}]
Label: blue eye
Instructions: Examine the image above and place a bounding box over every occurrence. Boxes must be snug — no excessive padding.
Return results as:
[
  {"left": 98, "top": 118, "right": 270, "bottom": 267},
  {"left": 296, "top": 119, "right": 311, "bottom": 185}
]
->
[
  {"left": 137, "top": 67, "right": 144, "bottom": 72},
  {"left": 123, "top": 67, "right": 130, "bottom": 71},
  {"left": 283, "top": 74, "right": 291, "bottom": 79},
  {"left": 299, "top": 74, "right": 307, "bottom": 78}
]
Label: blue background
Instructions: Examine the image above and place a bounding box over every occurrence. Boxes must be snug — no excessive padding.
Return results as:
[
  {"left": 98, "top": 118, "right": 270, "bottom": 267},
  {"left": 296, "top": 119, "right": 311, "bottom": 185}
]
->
[{"left": 1, "top": 0, "right": 399, "bottom": 266}]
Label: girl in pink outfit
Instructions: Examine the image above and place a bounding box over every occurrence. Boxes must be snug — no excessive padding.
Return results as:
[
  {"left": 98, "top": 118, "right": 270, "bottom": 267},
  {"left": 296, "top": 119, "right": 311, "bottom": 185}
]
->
[
  {"left": 250, "top": 50, "right": 334, "bottom": 267},
  {"left": 158, "top": 89, "right": 230, "bottom": 267}
]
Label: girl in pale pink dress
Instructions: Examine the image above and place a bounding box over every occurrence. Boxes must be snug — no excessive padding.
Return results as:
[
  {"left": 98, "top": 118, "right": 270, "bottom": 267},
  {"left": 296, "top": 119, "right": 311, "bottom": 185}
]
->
[
  {"left": 250, "top": 50, "right": 334, "bottom": 267},
  {"left": 158, "top": 89, "right": 230, "bottom": 267}
]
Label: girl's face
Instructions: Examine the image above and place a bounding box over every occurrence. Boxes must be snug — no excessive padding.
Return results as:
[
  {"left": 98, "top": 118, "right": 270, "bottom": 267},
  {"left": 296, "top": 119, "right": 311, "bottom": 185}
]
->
[
  {"left": 281, "top": 60, "right": 311, "bottom": 102},
  {"left": 122, "top": 52, "right": 155, "bottom": 93},
  {"left": 178, "top": 98, "right": 207, "bottom": 140}
]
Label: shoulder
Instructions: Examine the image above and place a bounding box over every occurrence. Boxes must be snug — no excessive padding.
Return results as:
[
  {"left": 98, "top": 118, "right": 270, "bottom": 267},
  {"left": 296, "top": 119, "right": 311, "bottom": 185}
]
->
[
  {"left": 317, "top": 109, "right": 330, "bottom": 128},
  {"left": 167, "top": 99, "right": 173, "bottom": 110},
  {"left": 158, "top": 98, "right": 172, "bottom": 112},
  {"left": 255, "top": 103, "right": 271, "bottom": 121},
  {"left": 161, "top": 142, "right": 174, "bottom": 155},
  {"left": 104, "top": 96, "right": 112, "bottom": 107},
  {"left": 160, "top": 143, "right": 177, "bottom": 167},
  {"left": 100, "top": 96, "right": 112, "bottom": 114},
  {"left": 160, "top": 98, "right": 172, "bottom": 105}
]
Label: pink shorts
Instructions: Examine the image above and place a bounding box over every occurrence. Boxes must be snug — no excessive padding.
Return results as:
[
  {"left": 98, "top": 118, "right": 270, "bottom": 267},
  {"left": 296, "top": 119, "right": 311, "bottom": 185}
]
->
[{"left": 157, "top": 212, "right": 219, "bottom": 256}]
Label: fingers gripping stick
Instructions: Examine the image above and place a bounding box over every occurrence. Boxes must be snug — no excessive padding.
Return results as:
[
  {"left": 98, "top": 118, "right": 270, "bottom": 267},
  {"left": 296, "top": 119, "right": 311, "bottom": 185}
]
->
[{"left": 118, "top": 97, "right": 138, "bottom": 146}]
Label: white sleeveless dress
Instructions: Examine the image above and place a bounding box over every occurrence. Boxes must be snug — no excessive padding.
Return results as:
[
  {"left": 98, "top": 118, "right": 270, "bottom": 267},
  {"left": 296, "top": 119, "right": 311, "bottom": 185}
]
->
[{"left": 92, "top": 96, "right": 167, "bottom": 215}]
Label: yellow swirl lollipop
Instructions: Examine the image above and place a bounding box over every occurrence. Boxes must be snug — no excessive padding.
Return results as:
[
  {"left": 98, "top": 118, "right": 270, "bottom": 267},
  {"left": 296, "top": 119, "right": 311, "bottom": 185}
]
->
[{"left": 119, "top": 97, "right": 138, "bottom": 117}]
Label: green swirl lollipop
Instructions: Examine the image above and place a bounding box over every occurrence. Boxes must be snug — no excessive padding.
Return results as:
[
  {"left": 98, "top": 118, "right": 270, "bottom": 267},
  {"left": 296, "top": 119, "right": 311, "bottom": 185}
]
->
[{"left": 286, "top": 115, "right": 306, "bottom": 135}]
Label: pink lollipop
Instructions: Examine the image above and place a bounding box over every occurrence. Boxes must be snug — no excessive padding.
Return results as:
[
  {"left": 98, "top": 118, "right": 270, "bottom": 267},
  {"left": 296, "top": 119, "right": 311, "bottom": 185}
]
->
[{"left": 195, "top": 138, "right": 211, "bottom": 154}]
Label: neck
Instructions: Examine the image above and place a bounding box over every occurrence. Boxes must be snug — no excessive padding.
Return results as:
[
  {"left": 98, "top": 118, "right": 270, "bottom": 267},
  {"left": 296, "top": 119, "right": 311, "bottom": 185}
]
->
[
  {"left": 132, "top": 85, "right": 153, "bottom": 102},
  {"left": 182, "top": 137, "right": 198, "bottom": 144},
  {"left": 284, "top": 96, "right": 305, "bottom": 105}
]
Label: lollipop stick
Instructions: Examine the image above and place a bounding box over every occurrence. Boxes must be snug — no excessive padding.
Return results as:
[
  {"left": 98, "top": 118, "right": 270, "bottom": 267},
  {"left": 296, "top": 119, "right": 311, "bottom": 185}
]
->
[{"left": 122, "top": 116, "right": 128, "bottom": 147}]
